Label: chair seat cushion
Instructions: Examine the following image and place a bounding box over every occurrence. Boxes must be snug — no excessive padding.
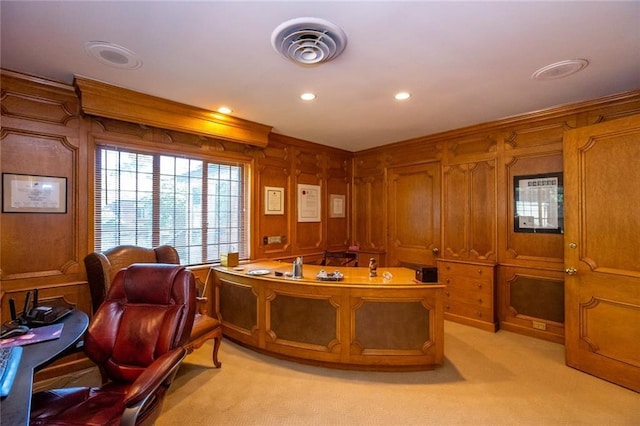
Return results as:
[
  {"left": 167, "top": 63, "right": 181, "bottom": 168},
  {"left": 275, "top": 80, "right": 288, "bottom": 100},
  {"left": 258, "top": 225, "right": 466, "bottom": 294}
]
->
[
  {"left": 191, "top": 313, "right": 221, "bottom": 340},
  {"left": 30, "top": 383, "right": 128, "bottom": 426}
]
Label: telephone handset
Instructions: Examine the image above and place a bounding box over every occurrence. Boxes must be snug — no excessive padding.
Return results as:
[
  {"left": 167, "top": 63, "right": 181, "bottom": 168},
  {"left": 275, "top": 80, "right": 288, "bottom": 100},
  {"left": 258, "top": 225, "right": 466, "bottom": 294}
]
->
[{"left": 13, "top": 289, "right": 73, "bottom": 326}]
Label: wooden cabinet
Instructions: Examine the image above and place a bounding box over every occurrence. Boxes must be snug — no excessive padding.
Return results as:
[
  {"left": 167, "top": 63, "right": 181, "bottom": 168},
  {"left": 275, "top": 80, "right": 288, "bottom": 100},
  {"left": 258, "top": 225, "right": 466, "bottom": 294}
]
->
[{"left": 438, "top": 259, "right": 496, "bottom": 331}]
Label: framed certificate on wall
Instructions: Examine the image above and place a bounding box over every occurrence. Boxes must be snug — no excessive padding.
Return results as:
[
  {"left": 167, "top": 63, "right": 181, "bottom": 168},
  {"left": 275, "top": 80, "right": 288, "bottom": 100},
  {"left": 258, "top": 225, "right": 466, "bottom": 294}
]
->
[
  {"left": 297, "top": 184, "right": 321, "bottom": 222},
  {"left": 329, "top": 194, "right": 345, "bottom": 218},
  {"left": 2, "top": 173, "right": 67, "bottom": 214},
  {"left": 264, "top": 186, "right": 284, "bottom": 215}
]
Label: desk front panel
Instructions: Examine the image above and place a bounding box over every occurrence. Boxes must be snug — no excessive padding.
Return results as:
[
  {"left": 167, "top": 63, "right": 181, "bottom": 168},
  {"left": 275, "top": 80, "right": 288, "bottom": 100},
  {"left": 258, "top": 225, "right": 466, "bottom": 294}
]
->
[{"left": 214, "top": 262, "right": 444, "bottom": 370}]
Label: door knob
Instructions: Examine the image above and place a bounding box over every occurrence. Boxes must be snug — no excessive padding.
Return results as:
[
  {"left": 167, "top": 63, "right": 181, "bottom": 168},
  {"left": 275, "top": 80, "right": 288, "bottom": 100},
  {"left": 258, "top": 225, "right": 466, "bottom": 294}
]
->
[
  {"left": 565, "top": 267, "right": 577, "bottom": 275},
  {"left": 432, "top": 247, "right": 439, "bottom": 255}
]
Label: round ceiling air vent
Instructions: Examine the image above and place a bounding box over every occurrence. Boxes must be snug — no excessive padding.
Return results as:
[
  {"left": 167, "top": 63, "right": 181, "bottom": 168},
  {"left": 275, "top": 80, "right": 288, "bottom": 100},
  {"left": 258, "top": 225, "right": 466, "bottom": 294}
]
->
[
  {"left": 271, "top": 17, "right": 347, "bottom": 66},
  {"left": 531, "top": 59, "right": 589, "bottom": 81},
  {"left": 84, "top": 41, "right": 142, "bottom": 70}
]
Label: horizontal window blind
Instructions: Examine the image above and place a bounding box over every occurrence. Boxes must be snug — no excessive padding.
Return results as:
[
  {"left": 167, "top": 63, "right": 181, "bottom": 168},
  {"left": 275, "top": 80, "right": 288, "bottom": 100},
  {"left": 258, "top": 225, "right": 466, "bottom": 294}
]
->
[{"left": 95, "top": 145, "right": 248, "bottom": 265}]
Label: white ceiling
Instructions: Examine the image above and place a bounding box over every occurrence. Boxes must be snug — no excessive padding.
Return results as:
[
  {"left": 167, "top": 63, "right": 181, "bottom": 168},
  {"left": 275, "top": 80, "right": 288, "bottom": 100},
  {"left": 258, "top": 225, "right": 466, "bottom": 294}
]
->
[{"left": 2, "top": 1, "right": 639, "bottom": 152}]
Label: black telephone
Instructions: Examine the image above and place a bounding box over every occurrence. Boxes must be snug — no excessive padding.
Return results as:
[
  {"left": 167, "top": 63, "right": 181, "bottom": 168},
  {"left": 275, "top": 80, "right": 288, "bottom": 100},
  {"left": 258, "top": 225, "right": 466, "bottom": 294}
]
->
[{"left": 12, "top": 289, "right": 73, "bottom": 326}]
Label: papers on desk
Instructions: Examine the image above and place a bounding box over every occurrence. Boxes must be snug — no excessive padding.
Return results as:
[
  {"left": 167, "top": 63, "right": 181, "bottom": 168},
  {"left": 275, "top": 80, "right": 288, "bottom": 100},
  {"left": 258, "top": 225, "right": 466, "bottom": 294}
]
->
[{"left": 0, "top": 323, "right": 64, "bottom": 348}]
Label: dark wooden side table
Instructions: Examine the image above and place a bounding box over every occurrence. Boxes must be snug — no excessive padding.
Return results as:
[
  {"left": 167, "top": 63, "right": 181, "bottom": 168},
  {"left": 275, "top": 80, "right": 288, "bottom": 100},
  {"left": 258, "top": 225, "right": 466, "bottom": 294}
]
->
[{"left": 0, "top": 310, "right": 89, "bottom": 426}]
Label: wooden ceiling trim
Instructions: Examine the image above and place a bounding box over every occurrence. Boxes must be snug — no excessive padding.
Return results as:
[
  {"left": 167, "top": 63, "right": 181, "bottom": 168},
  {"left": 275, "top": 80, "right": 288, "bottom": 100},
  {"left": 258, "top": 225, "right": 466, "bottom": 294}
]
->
[{"left": 74, "top": 76, "right": 272, "bottom": 147}]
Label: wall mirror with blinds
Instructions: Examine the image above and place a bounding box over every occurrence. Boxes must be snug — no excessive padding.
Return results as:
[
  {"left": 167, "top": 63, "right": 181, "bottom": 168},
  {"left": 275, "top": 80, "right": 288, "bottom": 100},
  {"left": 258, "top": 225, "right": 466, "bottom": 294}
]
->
[{"left": 513, "top": 172, "right": 563, "bottom": 234}]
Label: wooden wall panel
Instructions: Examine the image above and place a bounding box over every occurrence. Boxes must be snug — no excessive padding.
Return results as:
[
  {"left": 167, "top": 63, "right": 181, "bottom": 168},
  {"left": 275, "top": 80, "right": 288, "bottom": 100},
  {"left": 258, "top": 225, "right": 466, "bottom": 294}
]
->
[
  {"left": 386, "top": 162, "right": 441, "bottom": 267},
  {"left": 293, "top": 147, "right": 324, "bottom": 252},
  {"left": 503, "top": 152, "right": 564, "bottom": 267},
  {"left": 1, "top": 70, "right": 90, "bottom": 324},
  {"left": 352, "top": 153, "right": 386, "bottom": 253},
  {"left": 442, "top": 160, "right": 496, "bottom": 261},
  {"left": 446, "top": 133, "right": 497, "bottom": 160},
  {"left": 325, "top": 156, "right": 350, "bottom": 250},
  {"left": 259, "top": 134, "right": 351, "bottom": 261},
  {"left": 442, "top": 164, "right": 467, "bottom": 258},
  {"left": 498, "top": 266, "right": 565, "bottom": 343},
  {"left": 582, "top": 95, "right": 640, "bottom": 125},
  {"left": 1, "top": 131, "right": 77, "bottom": 278},
  {"left": 254, "top": 140, "right": 291, "bottom": 259},
  {"left": 503, "top": 120, "right": 574, "bottom": 150},
  {"left": 468, "top": 161, "right": 496, "bottom": 260},
  {"left": 256, "top": 162, "right": 292, "bottom": 257}
]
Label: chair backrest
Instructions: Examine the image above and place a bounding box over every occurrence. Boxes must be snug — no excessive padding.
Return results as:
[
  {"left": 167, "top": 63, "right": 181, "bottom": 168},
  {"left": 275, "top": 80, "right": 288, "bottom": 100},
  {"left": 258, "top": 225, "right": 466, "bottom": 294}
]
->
[
  {"left": 84, "top": 264, "right": 196, "bottom": 383},
  {"left": 321, "top": 250, "right": 359, "bottom": 267},
  {"left": 84, "top": 245, "right": 180, "bottom": 313}
]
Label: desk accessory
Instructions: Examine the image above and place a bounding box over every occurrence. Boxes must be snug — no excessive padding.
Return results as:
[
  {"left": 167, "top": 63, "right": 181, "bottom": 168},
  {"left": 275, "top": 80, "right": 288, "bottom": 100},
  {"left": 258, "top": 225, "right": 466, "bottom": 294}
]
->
[{"left": 11, "top": 290, "right": 74, "bottom": 327}]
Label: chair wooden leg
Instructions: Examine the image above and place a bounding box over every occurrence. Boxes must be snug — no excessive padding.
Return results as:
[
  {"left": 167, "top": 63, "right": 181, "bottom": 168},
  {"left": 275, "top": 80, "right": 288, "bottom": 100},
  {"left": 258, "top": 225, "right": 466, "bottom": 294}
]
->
[{"left": 212, "top": 335, "right": 222, "bottom": 368}]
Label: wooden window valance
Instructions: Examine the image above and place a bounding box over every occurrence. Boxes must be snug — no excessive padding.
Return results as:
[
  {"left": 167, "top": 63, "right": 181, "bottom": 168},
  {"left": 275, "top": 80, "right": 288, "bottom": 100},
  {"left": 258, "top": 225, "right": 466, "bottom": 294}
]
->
[{"left": 74, "top": 76, "right": 272, "bottom": 147}]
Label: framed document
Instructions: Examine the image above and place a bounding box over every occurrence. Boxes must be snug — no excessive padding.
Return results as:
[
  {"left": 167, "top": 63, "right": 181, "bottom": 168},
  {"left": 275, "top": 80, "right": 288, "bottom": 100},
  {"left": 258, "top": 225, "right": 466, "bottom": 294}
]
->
[
  {"left": 2, "top": 173, "right": 67, "bottom": 213},
  {"left": 297, "top": 184, "right": 321, "bottom": 222},
  {"left": 514, "top": 173, "right": 563, "bottom": 233},
  {"left": 329, "top": 194, "right": 346, "bottom": 218},
  {"left": 264, "top": 186, "right": 284, "bottom": 215}
]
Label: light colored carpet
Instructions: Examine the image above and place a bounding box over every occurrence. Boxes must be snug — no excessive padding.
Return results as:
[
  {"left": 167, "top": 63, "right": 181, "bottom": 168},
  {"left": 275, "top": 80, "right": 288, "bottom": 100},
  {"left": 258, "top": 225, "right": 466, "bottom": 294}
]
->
[{"left": 155, "top": 321, "right": 639, "bottom": 425}]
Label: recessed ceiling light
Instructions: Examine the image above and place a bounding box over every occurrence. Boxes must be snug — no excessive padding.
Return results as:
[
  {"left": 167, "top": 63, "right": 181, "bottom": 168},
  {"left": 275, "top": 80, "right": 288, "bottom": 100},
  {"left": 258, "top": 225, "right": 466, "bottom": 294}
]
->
[
  {"left": 300, "top": 93, "right": 316, "bottom": 101},
  {"left": 395, "top": 92, "right": 411, "bottom": 100},
  {"left": 84, "top": 41, "right": 142, "bottom": 69},
  {"left": 217, "top": 106, "right": 233, "bottom": 114},
  {"left": 532, "top": 59, "right": 589, "bottom": 81}
]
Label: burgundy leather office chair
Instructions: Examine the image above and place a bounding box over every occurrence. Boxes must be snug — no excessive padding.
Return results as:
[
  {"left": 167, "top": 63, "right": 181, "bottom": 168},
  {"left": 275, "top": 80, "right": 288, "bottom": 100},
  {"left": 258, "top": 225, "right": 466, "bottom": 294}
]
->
[
  {"left": 84, "top": 245, "right": 222, "bottom": 367},
  {"left": 30, "top": 264, "right": 196, "bottom": 426}
]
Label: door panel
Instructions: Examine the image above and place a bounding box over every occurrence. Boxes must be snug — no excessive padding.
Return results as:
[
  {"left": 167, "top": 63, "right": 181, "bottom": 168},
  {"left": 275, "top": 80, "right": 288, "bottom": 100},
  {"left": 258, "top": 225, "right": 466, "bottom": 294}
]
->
[
  {"left": 563, "top": 114, "right": 640, "bottom": 392},
  {"left": 387, "top": 163, "right": 441, "bottom": 267}
]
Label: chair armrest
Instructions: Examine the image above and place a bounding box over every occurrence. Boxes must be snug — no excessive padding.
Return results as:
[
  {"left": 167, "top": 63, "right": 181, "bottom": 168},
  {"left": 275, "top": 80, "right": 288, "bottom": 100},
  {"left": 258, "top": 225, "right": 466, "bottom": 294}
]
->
[
  {"left": 121, "top": 347, "right": 187, "bottom": 425},
  {"left": 195, "top": 296, "right": 209, "bottom": 315},
  {"left": 125, "top": 347, "right": 187, "bottom": 406}
]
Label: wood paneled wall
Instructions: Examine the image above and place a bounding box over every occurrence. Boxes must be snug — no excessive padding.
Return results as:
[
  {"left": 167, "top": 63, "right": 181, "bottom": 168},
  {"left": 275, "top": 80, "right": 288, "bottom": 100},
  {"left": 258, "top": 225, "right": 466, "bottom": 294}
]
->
[
  {"left": 2, "top": 68, "right": 640, "bottom": 346},
  {"left": 0, "top": 70, "right": 351, "bottom": 327},
  {"left": 1, "top": 72, "right": 92, "bottom": 320},
  {"left": 254, "top": 133, "right": 352, "bottom": 262},
  {"left": 353, "top": 91, "right": 640, "bottom": 341}
]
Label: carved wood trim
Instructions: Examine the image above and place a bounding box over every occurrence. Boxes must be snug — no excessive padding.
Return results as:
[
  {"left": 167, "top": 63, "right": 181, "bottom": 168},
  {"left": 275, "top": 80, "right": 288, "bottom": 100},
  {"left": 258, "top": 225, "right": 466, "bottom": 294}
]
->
[{"left": 74, "top": 76, "right": 272, "bottom": 147}]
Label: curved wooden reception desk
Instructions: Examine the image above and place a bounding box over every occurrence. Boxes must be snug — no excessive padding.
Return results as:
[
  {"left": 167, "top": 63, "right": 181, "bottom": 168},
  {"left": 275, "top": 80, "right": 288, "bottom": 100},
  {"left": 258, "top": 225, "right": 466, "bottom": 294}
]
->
[{"left": 213, "top": 261, "right": 444, "bottom": 370}]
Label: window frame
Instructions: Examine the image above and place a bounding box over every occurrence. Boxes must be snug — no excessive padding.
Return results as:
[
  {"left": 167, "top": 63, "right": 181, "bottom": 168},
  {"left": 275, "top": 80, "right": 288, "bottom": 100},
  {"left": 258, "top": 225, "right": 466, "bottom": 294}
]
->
[{"left": 91, "top": 138, "right": 252, "bottom": 265}]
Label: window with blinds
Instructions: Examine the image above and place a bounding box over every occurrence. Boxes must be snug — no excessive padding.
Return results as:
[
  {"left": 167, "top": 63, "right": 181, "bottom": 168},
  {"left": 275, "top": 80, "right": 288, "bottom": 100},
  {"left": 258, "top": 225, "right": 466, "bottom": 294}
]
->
[{"left": 95, "top": 146, "right": 248, "bottom": 265}]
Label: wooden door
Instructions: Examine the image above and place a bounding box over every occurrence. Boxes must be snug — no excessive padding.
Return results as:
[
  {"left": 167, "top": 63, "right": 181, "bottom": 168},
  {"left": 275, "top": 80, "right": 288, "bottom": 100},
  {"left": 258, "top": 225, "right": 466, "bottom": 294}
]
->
[
  {"left": 563, "top": 114, "right": 640, "bottom": 392},
  {"left": 387, "top": 162, "right": 441, "bottom": 267}
]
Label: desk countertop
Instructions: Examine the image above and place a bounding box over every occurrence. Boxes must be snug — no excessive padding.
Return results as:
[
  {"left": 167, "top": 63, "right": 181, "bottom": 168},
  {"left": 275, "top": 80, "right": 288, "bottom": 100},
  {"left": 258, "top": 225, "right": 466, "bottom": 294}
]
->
[{"left": 214, "top": 261, "right": 443, "bottom": 288}]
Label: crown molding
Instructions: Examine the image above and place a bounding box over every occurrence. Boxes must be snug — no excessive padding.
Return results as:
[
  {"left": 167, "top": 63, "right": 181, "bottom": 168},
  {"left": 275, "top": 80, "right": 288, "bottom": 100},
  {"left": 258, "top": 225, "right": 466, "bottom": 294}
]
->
[{"left": 74, "top": 75, "right": 272, "bottom": 147}]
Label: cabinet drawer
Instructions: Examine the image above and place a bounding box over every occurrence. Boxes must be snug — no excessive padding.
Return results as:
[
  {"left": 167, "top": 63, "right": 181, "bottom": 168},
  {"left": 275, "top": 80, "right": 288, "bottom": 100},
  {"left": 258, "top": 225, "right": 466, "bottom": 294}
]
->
[
  {"left": 438, "top": 260, "right": 496, "bottom": 331},
  {"left": 445, "top": 301, "right": 492, "bottom": 321},
  {"left": 445, "top": 287, "right": 492, "bottom": 306},
  {"left": 440, "top": 263, "right": 492, "bottom": 279},
  {"left": 442, "top": 276, "right": 492, "bottom": 294}
]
